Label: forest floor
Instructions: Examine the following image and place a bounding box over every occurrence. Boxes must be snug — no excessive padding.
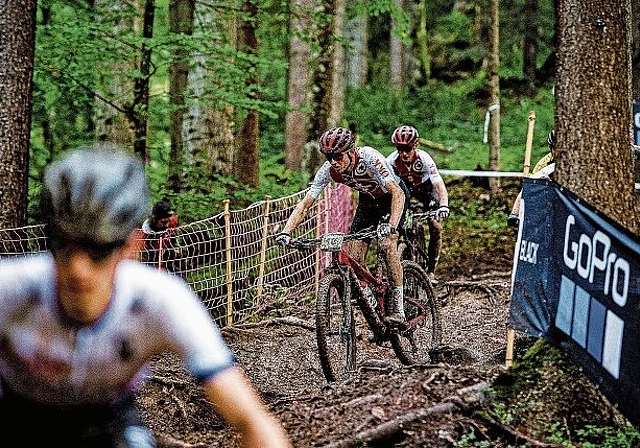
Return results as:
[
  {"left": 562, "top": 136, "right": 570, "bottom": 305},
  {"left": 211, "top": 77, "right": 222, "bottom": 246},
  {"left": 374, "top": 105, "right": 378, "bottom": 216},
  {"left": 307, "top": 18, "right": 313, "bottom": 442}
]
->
[{"left": 136, "top": 182, "right": 630, "bottom": 448}]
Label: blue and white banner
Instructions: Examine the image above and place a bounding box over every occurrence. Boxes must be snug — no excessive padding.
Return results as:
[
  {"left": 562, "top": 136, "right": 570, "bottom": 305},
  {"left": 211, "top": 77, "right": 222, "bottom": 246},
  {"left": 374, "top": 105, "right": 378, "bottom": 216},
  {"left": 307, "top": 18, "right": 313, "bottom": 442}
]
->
[{"left": 509, "top": 178, "right": 640, "bottom": 427}]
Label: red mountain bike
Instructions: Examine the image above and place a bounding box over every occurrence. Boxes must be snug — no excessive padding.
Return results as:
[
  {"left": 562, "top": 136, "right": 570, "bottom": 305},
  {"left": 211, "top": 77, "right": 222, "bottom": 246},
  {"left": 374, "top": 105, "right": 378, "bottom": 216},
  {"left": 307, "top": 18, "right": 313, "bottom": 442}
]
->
[{"left": 290, "top": 228, "right": 441, "bottom": 382}]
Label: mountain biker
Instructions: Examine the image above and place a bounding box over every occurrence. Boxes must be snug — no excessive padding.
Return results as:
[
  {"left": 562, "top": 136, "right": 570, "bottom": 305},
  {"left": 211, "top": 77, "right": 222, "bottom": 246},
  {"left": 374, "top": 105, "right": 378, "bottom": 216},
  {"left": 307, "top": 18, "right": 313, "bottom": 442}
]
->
[
  {"left": 0, "top": 144, "right": 292, "bottom": 448},
  {"left": 507, "top": 129, "right": 556, "bottom": 228},
  {"left": 275, "top": 126, "right": 410, "bottom": 327},
  {"left": 386, "top": 125, "right": 450, "bottom": 285}
]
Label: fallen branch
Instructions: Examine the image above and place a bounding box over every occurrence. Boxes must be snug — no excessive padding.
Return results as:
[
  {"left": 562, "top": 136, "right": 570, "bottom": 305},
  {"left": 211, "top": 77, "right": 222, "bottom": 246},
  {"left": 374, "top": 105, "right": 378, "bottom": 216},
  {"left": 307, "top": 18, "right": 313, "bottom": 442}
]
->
[
  {"left": 320, "top": 382, "right": 488, "bottom": 448},
  {"left": 418, "top": 137, "right": 454, "bottom": 153},
  {"left": 222, "top": 316, "right": 315, "bottom": 333}
]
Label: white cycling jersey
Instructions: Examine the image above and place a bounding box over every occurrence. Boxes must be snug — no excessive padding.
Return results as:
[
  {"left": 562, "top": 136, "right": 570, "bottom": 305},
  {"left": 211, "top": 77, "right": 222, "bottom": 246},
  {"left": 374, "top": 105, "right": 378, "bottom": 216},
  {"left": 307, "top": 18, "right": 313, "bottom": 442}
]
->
[
  {"left": 0, "top": 253, "right": 235, "bottom": 406},
  {"left": 386, "top": 148, "right": 442, "bottom": 189},
  {"left": 307, "top": 146, "right": 401, "bottom": 200}
]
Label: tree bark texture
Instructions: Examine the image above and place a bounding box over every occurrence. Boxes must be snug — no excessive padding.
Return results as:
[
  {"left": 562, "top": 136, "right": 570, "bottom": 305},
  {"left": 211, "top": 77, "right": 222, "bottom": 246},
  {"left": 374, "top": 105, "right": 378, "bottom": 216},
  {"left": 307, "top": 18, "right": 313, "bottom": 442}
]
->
[
  {"left": 632, "top": 0, "right": 640, "bottom": 100},
  {"left": 0, "top": 0, "right": 37, "bottom": 228},
  {"left": 168, "top": 0, "right": 194, "bottom": 191},
  {"left": 284, "top": 0, "right": 314, "bottom": 171},
  {"left": 329, "top": 0, "right": 346, "bottom": 127},
  {"left": 93, "top": 0, "right": 137, "bottom": 148},
  {"left": 390, "top": 0, "right": 405, "bottom": 90},
  {"left": 555, "top": 0, "right": 638, "bottom": 232},
  {"left": 235, "top": 0, "right": 260, "bottom": 188},
  {"left": 308, "top": 0, "right": 340, "bottom": 176},
  {"left": 345, "top": 12, "right": 368, "bottom": 88}
]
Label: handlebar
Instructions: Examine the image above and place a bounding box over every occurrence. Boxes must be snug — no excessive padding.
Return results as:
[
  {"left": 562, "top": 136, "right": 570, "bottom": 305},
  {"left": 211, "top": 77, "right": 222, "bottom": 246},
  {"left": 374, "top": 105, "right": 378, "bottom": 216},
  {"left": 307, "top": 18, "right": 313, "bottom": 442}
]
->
[{"left": 288, "top": 227, "right": 377, "bottom": 251}]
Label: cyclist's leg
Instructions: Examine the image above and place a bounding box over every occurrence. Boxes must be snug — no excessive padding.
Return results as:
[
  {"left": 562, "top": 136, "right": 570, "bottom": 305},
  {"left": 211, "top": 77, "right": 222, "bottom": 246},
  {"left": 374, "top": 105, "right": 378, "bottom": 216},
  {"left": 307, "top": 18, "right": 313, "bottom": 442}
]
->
[
  {"left": 426, "top": 189, "right": 443, "bottom": 283},
  {"left": 379, "top": 183, "right": 410, "bottom": 325}
]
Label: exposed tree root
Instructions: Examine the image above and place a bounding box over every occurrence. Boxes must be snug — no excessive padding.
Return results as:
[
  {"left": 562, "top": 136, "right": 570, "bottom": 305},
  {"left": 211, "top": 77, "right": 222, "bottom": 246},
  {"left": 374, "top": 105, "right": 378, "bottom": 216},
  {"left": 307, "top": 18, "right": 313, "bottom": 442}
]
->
[{"left": 319, "top": 382, "right": 488, "bottom": 448}]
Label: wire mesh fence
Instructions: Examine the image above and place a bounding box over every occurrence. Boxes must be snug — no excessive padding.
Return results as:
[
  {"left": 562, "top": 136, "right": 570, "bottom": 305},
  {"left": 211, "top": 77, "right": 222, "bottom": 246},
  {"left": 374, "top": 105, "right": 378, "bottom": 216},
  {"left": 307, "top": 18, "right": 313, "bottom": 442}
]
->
[{"left": 0, "top": 184, "right": 355, "bottom": 328}]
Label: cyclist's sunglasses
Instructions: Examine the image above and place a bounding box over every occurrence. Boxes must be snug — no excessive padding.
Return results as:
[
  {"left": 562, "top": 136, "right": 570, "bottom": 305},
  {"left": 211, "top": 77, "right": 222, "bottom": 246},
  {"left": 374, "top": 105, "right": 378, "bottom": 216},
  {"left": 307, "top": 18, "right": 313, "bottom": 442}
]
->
[
  {"left": 396, "top": 145, "right": 414, "bottom": 153},
  {"left": 324, "top": 152, "right": 346, "bottom": 162},
  {"left": 49, "top": 237, "right": 124, "bottom": 262}
]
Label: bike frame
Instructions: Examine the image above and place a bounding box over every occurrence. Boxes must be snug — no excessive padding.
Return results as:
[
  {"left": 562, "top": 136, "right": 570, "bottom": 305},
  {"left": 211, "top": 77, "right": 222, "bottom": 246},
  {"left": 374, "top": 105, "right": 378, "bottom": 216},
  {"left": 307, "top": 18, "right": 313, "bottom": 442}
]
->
[{"left": 325, "top": 247, "right": 389, "bottom": 338}]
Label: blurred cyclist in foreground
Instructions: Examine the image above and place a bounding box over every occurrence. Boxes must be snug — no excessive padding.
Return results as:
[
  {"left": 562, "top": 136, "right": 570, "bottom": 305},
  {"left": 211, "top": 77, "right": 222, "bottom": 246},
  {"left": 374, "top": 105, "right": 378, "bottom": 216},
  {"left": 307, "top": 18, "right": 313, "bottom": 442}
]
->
[{"left": 0, "top": 144, "right": 292, "bottom": 448}]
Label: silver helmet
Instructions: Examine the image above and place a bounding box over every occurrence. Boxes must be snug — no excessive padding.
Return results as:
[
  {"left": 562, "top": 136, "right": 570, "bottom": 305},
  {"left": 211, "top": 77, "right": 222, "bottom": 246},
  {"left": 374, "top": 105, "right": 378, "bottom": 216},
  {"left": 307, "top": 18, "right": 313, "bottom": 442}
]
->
[{"left": 41, "top": 143, "right": 150, "bottom": 247}]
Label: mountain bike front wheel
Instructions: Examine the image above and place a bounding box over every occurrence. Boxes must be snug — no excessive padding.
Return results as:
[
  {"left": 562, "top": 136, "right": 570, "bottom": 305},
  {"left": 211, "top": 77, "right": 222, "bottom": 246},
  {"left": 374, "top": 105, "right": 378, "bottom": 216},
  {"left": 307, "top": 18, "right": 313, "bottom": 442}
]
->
[
  {"left": 315, "top": 273, "right": 356, "bottom": 382},
  {"left": 390, "top": 260, "right": 442, "bottom": 365}
]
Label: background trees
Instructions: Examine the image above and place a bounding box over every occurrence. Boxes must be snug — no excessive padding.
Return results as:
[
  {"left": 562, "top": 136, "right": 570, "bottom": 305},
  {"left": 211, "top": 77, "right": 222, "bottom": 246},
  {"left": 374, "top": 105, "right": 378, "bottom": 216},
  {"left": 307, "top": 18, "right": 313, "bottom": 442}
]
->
[{"left": 10, "top": 0, "right": 640, "bottom": 227}]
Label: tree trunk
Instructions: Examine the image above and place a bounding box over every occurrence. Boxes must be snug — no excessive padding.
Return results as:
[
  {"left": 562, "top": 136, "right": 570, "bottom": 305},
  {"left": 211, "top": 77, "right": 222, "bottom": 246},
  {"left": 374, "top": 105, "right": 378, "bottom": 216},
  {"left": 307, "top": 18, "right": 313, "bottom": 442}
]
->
[
  {"left": 131, "top": 0, "right": 155, "bottom": 162},
  {"left": 632, "top": 0, "right": 640, "bottom": 100},
  {"left": 235, "top": 0, "right": 260, "bottom": 188},
  {"left": 168, "top": 0, "right": 194, "bottom": 191},
  {"left": 555, "top": 0, "right": 638, "bottom": 232},
  {"left": 284, "top": 0, "right": 313, "bottom": 171},
  {"left": 345, "top": 10, "right": 368, "bottom": 88},
  {"left": 0, "top": 0, "right": 37, "bottom": 229},
  {"left": 415, "top": 0, "right": 430, "bottom": 82},
  {"left": 329, "top": 0, "right": 346, "bottom": 126},
  {"left": 185, "top": 2, "right": 235, "bottom": 181},
  {"left": 487, "top": 0, "right": 501, "bottom": 193},
  {"left": 308, "top": 0, "right": 343, "bottom": 175},
  {"left": 522, "top": 0, "right": 538, "bottom": 94},
  {"left": 93, "top": 0, "right": 137, "bottom": 148},
  {"left": 390, "top": 0, "right": 404, "bottom": 90}
]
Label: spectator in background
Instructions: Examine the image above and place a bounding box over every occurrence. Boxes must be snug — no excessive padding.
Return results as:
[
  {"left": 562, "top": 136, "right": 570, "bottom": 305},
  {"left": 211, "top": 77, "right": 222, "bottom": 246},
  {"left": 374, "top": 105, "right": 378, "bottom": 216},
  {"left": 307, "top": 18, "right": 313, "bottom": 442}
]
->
[
  {"left": 0, "top": 144, "right": 293, "bottom": 448},
  {"left": 140, "top": 199, "right": 180, "bottom": 270},
  {"left": 386, "top": 125, "right": 450, "bottom": 285},
  {"left": 507, "top": 130, "right": 556, "bottom": 228}
]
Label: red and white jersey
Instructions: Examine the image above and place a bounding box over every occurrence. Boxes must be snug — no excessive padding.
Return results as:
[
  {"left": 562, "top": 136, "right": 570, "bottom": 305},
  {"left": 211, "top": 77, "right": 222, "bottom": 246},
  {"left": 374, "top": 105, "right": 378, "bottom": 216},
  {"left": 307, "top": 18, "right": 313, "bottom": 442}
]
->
[
  {"left": 386, "top": 149, "right": 442, "bottom": 189},
  {"left": 0, "top": 253, "right": 235, "bottom": 406},
  {"left": 308, "top": 146, "right": 400, "bottom": 200}
]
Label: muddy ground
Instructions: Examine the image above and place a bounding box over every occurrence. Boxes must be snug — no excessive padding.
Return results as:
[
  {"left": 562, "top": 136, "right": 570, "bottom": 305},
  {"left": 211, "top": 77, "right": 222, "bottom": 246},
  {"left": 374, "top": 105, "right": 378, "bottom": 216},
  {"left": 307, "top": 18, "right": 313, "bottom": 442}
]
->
[{"left": 136, "top": 184, "right": 625, "bottom": 447}]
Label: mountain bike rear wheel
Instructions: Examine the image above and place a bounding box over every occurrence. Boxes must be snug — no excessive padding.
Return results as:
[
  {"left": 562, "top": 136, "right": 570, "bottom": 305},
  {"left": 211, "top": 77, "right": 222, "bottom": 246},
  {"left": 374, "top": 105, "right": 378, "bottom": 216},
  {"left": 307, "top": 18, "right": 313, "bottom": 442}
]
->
[
  {"left": 316, "top": 273, "right": 356, "bottom": 382},
  {"left": 390, "top": 260, "right": 441, "bottom": 365}
]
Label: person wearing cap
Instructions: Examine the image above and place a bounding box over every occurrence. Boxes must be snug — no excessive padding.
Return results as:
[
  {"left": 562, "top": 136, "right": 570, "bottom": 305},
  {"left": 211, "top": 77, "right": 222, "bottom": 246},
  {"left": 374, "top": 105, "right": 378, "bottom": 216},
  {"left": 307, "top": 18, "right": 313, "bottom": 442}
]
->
[
  {"left": 386, "top": 125, "right": 450, "bottom": 285},
  {"left": 0, "top": 143, "right": 293, "bottom": 448},
  {"left": 275, "top": 126, "right": 410, "bottom": 327},
  {"left": 140, "top": 199, "right": 180, "bottom": 270}
]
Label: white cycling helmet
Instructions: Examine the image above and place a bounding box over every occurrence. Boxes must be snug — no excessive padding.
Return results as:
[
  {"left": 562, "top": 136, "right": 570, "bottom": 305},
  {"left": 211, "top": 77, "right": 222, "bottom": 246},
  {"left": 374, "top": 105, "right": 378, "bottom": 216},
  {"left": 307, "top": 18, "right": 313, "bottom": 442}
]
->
[{"left": 41, "top": 143, "right": 150, "bottom": 247}]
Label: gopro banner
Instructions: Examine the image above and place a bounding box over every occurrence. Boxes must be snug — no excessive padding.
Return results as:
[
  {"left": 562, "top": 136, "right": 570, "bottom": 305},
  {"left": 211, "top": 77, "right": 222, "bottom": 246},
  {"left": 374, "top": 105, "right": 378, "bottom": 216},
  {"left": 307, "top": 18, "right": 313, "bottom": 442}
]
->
[{"left": 509, "top": 178, "right": 640, "bottom": 427}]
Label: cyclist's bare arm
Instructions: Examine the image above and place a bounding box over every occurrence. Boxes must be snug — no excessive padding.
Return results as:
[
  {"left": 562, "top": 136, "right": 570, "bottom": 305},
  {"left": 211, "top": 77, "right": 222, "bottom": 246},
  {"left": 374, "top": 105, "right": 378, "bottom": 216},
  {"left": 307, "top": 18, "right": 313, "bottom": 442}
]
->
[
  {"left": 282, "top": 194, "right": 316, "bottom": 234},
  {"left": 386, "top": 181, "right": 406, "bottom": 229},
  {"left": 203, "top": 366, "right": 293, "bottom": 448},
  {"left": 433, "top": 178, "right": 449, "bottom": 207}
]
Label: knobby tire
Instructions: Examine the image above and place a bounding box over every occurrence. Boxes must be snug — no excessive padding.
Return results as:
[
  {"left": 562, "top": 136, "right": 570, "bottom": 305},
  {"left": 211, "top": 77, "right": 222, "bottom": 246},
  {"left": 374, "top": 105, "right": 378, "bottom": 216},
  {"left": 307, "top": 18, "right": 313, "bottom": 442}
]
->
[
  {"left": 315, "top": 273, "right": 356, "bottom": 382},
  {"left": 390, "top": 260, "right": 442, "bottom": 365}
]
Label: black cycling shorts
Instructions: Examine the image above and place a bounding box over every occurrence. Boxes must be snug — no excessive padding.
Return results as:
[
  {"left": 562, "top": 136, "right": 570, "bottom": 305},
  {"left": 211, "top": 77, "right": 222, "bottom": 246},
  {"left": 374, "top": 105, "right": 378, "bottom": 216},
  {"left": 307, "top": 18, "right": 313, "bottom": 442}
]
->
[
  {"left": 0, "top": 387, "right": 155, "bottom": 448},
  {"left": 350, "top": 180, "right": 410, "bottom": 234}
]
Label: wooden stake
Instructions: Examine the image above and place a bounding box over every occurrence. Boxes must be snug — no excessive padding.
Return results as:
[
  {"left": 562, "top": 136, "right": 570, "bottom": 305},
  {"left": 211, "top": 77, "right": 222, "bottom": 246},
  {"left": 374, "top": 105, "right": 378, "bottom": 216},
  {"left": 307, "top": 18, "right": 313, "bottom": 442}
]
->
[{"left": 506, "top": 110, "right": 536, "bottom": 368}]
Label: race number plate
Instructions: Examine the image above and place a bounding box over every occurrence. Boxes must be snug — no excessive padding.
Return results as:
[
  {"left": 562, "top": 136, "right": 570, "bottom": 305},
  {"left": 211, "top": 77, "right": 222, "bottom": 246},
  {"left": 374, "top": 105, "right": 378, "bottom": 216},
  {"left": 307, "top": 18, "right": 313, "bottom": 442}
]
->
[{"left": 320, "top": 232, "right": 345, "bottom": 251}]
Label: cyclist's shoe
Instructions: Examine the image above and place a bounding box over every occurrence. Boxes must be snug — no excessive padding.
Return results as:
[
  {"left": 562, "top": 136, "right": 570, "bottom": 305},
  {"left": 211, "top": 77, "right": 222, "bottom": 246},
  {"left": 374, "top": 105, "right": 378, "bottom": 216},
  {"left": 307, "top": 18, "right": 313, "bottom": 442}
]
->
[
  {"left": 385, "top": 313, "right": 407, "bottom": 330},
  {"left": 384, "top": 287, "right": 407, "bottom": 330},
  {"left": 427, "top": 272, "right": 439, "bottom": 285}
]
